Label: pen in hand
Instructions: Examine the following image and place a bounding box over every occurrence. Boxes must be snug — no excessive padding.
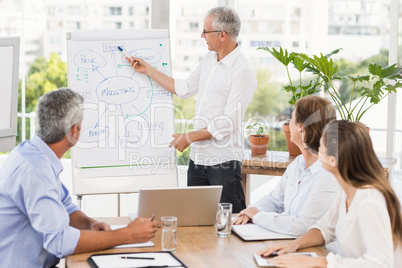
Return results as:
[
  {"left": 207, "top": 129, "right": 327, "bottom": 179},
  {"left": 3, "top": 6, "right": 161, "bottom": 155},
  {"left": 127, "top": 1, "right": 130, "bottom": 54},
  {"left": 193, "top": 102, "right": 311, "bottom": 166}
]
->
[
  {"left": 150, "top": 213, "right": 156, "bottom": 222},
  {"left": 267, "top": 252, "right": 278, "bottom": 258},
  {"left": 261, "top": 251, "right": 279, "bottom": 258},
  {"left": 117, "top": 46, "right": 130, "bottom": 58}
]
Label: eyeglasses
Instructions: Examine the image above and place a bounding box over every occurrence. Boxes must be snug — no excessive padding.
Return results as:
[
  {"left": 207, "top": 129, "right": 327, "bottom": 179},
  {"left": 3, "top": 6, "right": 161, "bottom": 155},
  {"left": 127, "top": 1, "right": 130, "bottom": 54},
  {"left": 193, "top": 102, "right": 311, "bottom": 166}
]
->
[{"left": 202, "top": 30, "right": 227, "bottom": 35}]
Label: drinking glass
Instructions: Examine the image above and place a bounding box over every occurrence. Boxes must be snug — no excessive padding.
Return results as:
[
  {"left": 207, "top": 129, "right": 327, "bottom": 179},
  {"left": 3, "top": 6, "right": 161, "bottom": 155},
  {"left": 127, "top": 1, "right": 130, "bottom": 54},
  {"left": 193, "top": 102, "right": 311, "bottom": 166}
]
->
[
  {"left": 161, "top": 216, "right": 177, "bottom": 252},
  {"left": 216, "top": 203, "right": 232, "bottom": 237}
]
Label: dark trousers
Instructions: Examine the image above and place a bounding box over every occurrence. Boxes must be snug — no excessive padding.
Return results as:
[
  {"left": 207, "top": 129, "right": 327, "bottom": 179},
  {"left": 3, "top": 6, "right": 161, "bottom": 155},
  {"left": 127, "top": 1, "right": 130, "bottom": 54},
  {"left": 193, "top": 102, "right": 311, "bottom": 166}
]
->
[{"left": 187, "top": 159, "right": 246, "bottom": 213}]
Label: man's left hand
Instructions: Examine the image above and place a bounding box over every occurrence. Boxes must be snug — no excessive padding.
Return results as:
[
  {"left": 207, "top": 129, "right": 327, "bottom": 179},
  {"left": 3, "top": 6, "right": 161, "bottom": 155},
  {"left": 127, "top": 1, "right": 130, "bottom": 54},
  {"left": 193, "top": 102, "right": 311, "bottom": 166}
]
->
[{"left": 169, "top": 133, "right": 191, "bottom": 152}]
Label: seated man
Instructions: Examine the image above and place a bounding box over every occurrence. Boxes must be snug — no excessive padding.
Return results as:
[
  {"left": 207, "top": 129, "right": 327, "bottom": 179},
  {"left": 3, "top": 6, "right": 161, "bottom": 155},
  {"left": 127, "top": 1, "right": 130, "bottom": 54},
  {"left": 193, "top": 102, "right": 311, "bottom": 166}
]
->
[{"left": 0, "top": 88, "right": 158, "bottom": 268}]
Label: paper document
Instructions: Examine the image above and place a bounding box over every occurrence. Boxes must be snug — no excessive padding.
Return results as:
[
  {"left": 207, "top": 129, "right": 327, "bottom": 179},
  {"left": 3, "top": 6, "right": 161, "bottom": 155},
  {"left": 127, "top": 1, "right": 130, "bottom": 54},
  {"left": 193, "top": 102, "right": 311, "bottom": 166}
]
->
[
  {"left": 88, "top": 252, "right": 186, "bottom": 268},
  {"left": 111, "top": 225, "right": 154, "bottom": 248},
  {"left": 253, "top": 252, "right": 318, "bottom": 266},
  {"left": 232, "top": 224, "right": 297, "bottom": 241}
]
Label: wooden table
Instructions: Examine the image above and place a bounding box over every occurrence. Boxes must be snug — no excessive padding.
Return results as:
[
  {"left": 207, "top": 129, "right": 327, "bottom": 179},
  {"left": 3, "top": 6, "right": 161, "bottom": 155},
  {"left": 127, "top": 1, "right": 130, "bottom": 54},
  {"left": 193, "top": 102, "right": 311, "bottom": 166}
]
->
[
  {"left": 65, "top": 217, "right": 328, "bottom": 268},
  {"left": 241, "top": 150, "right": 397, "bottom": 206}
]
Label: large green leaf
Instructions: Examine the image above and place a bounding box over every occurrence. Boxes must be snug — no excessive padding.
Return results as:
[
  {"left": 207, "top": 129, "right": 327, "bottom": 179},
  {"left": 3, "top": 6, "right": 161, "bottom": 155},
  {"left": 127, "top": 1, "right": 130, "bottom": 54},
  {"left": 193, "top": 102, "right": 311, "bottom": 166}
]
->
[
  {"left": 283, "top": 85, "right": 298, "bottom": 94},
  {"left": 291, "top": 54, "right": 307, "bottom": 72},
  {"left": 324, "top": 48, "right": 342, "bottom": 58},
  {"left": 366, "top": 81, "right": 384, "bottom": 104},
  {"left": 298, "top": 53, "right": 339, "bottom": 79},
  {"left": 289, "top": 94, "right": 298, "bottom": 105},
  {"left": 368, "top": 63, "right": 402, "bottom": 79},
  {"left": 257, "top": 47, "right": 294, "bottom": 66},
  {"left": 299, "top": 81, "right": 322, "bottom": 96},
  {"left": 383, "top": 81, "right": 402, "bottom": 93}
]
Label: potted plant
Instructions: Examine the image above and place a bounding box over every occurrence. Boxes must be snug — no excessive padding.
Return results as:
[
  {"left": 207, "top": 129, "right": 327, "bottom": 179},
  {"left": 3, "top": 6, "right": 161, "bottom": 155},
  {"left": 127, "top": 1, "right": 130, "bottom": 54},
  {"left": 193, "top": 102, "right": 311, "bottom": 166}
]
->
[
  {"left": 257, "top": 47, "right": 341, "bottom": 156},
  {"left": 297, "top": 53, "right": 402, "bottom": 121},
  {"left": 246, "top": 123, "right": 270, "bottom": 155}
]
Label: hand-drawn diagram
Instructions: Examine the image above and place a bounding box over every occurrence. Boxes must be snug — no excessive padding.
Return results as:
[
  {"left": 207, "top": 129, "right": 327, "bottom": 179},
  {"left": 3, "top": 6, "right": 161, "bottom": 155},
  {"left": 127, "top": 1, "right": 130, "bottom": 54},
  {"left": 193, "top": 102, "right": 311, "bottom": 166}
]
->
[{"left": 69, "top": 37, "right": 174, "bottom": 169}]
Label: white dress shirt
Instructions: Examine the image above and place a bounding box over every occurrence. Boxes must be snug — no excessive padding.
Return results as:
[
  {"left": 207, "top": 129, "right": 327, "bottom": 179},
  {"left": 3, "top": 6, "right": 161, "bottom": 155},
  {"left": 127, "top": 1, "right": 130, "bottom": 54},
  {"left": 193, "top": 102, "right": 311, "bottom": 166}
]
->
[
  {"left": 251, "top": 155, "right": 339, "bottom": 236},
  {"left": 310, "top": 188, "right": 402, "bottom": 268},
  {"left": 174, "top": 45, "right": 257, "bottom": 166}
]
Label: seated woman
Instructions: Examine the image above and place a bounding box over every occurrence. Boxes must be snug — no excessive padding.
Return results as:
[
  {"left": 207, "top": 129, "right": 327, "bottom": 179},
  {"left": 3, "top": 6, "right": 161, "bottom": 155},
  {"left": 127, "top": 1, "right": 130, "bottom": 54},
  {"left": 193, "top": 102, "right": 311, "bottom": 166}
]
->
[
  {"left": 258, "top": 120, "right": 402, "bottom": 267},
  {"left": 233, "top": 95, "right": 339, "bottom": 236}
]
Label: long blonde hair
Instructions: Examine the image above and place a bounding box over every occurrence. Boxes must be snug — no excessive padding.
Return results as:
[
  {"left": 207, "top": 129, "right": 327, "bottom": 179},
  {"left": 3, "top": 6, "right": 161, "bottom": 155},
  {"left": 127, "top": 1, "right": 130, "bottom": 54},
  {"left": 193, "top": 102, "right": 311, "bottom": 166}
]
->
[{"left": 323, "top": 120, "right": 402, "bottom": 247}]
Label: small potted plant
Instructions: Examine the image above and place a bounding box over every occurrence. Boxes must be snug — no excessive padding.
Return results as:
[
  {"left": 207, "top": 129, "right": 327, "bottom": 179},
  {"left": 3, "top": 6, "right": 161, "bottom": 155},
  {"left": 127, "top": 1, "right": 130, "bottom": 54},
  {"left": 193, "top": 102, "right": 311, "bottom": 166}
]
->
[
  {"left": 257, "top": 47, "right": 341, "bottom": 156},
  {"left": 246, "top": 123, "right": 270, "bottom": 155}
]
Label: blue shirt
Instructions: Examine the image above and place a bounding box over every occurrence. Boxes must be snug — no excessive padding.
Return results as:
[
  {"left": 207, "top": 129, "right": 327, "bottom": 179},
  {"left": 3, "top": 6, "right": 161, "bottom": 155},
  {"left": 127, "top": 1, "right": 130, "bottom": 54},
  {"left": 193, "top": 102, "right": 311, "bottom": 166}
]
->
[
  {"left": 0, "top": 135, "right": 81, "bottom": 268},
  {"left": 251, "top": 155, "right": 339, "bottom": 236}
]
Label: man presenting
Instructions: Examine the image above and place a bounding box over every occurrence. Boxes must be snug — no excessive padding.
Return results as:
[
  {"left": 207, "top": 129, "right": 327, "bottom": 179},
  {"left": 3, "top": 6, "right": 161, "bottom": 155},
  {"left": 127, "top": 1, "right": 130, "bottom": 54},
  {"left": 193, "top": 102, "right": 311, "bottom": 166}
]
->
[
  {"left": 0, "top": 88, "right": 158, "bottom": 268},
  {"left": 128, "top": 6, "right": 257, "bottom": 213}
]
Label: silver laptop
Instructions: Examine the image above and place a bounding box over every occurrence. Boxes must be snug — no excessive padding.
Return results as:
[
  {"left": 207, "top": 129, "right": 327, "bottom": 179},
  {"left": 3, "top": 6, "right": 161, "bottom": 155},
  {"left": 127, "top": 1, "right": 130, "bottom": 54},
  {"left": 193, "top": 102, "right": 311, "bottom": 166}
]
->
[{"left": 137, "top": 186, "right": 223, "bottom": 227}]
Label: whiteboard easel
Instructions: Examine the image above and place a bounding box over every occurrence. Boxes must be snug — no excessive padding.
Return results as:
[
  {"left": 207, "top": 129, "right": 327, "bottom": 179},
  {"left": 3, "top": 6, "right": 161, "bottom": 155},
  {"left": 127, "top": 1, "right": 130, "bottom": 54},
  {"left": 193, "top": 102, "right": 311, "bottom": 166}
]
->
[{"left": 67, "top": 30, "right": 177, "bottom": 213}]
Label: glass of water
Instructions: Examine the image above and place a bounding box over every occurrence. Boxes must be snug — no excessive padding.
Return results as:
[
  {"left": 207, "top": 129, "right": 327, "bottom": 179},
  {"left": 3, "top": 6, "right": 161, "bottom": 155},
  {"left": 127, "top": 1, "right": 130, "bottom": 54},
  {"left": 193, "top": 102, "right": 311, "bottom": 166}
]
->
[
  {"left": 216, "top": 203, "right": 232, "bottom": 237},
  {"left": 161, "top": 216, "right": 177, "bottom": 252}
]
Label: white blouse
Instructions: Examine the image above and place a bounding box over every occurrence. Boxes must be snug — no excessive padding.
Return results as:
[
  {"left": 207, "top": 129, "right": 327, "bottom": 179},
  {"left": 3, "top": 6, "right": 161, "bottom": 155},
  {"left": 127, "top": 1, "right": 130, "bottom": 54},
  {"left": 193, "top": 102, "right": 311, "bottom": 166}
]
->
[
  {"left": 251, "top": 155, "right": 338, "bottom": 236},
  {"left": 309, "top": 188, "right": 402, "bottom": 267}
]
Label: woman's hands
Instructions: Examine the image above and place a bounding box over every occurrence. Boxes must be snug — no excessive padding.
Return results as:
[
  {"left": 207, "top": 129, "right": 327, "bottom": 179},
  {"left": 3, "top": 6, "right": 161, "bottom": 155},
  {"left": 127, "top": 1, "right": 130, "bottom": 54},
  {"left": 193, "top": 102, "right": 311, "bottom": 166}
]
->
[
  {"left": 265, "top": 254, "right": 327, "bottom": 268},
  {"left": 257, "top": 241, "right": 299, "bottom": 257},
  {"left": 232, "top": 207, "right": 260, "bottom": 225}
]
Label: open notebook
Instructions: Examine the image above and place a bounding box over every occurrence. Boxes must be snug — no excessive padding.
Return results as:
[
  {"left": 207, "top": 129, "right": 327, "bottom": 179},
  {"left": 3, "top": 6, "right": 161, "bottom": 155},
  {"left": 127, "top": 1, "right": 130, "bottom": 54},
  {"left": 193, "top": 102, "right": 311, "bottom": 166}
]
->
[{"left": 232, "top": 223, "right": 297, "bottom": 241}]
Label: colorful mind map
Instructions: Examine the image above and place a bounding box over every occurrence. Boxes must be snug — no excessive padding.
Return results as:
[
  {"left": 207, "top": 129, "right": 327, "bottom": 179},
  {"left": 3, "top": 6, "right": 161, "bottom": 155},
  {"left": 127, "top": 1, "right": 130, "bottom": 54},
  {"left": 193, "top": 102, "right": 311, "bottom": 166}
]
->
[{"left": 69, "top": 33, "right": 175, "bottom": 170}]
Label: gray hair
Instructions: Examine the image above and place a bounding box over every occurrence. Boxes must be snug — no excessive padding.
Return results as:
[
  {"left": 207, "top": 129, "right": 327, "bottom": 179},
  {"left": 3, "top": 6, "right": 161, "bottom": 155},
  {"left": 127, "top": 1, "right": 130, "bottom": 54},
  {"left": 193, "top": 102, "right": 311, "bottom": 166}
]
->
[
  {"left": 207, "top": 6, "right": 241, "bottom": 39},
  {"left": 36, "top": 88, "right": 84, "bottom": 144}
]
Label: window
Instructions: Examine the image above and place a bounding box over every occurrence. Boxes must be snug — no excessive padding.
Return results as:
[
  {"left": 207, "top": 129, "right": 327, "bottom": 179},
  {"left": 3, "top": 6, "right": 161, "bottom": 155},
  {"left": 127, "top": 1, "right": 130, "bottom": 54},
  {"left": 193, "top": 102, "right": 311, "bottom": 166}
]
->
[
  {"left": 48, "top": 6, "right": 55, "bottom": 15},
  {"left": 67, "top": 6, "right": 81, "bottom": 16},
  {"left": 290, "top": 21, "right": 299, "bottom": 34},
  {"left": 189, "top": 22, "right": 198, "bottom": 31},
  {"left": 291, "top": 8, "right": 301, "bottom": 18},
  {"left": 329, "top": 26, "right": 341, "bottom": 34},
  {"left": 109, "top": 7, "right": 122, "bottom": 16},
  {"left": 250, "top": 41, "right": 274, "bottom": 47}
]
